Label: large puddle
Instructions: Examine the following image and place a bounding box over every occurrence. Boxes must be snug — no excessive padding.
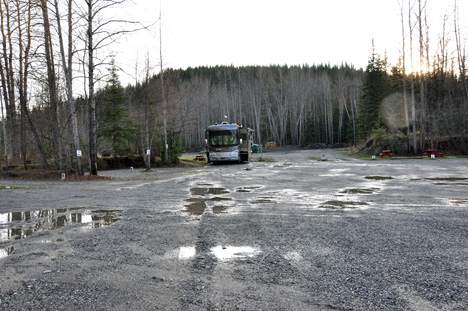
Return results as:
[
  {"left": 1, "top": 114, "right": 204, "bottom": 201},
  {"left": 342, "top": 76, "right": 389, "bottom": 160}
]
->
[{"left": 0, "top": 208, "right": 122, "bottom": 244}]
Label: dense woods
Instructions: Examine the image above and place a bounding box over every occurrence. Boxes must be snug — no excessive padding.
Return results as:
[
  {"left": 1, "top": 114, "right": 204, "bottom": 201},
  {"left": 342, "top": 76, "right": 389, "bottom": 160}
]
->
[{"left": 1, "top": 0, "right": 467, "bottom": 175}]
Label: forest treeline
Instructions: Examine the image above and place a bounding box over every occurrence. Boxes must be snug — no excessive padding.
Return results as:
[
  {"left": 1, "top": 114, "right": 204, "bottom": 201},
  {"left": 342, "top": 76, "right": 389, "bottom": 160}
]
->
[{"left": 0, "top": 0, "right": 467, "bottom": 175}]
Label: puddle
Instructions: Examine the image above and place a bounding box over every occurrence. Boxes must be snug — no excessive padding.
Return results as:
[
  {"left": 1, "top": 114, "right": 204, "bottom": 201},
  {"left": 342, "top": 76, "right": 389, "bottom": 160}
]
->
[
  {"left": 0, "top": 246, "right": 14, "bottom": 259},
  {"left": 319, "top": 200, "right": 368, "bottom": 209},
  {"left": 273, "top": 163, "right": 293, "bottom": 168},
  {"left": 435, "top": 183, "right": 468, "bottom": 186},
  {"left": 340, "top": 188, "right": 379, "bottom": 194},
  {"left": 212, "top": 206, "right": 229, "bottom": 214},
  {"left": 450, "top": 199, "right": 468, "bottom": 206},
  {"left": 190, "top": 187, "right": 229, "bottom": 196},
  {"left": 211, "top": 246, "right": 260, "bottom": 261},
  {"left": 0, "top": 208, "right": 122, "bottom": 242},
  {"left": 183, "top": 197, "right": 232, "bottom": 215},
  {"left": 365, "top": 176, "right": 394, "bottom": 180},
  {"left": 426, "top": 177, "right": 468, "bottom": 181},
  {"left": 251, "top": 197, "right": 276, "bottom": 204},
  {"left": 179, "top": 246, "right": 196, "bottom": 259},
  {"left": 236, "top": 186, "right": 261, "bottom": 193},
  {"left": 184, "top": 199, "right": 207, "bottom": 215}
]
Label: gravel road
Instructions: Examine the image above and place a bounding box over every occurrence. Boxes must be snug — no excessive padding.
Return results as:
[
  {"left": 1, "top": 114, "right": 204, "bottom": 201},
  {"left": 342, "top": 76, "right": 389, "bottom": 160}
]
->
[{"left": 1, "top": 149, "right": 468, "bottom": 310}]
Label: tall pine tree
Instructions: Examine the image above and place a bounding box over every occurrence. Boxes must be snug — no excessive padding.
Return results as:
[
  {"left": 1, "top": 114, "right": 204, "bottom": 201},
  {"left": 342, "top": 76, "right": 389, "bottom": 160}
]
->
[
  {"left": 357, "top": 45, "right": 390, "bottom": 141},
  {"left": 99, "top": 60, "right": 135, "bottom": 158}
]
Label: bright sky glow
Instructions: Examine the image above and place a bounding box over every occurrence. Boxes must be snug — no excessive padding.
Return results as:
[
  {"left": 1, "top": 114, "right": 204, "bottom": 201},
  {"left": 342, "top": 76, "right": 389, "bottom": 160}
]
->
[{"left": 109, "top": 0, "right": 467, "bottom": 84}]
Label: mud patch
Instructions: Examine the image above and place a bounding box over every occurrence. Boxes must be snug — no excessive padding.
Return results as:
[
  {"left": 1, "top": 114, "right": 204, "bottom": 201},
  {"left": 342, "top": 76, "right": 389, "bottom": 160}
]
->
[
  {"left": 340, "top": 188, "right": 379, "bottom": 194},
  {"left": 365, "top": 176, "right": 394, "bottom": 180},
  {"left": 0, "top": 208, "right": 122, "bottom": 243},
  {"left": 319, "top": 200, "right": 368, "bottom": 209}
]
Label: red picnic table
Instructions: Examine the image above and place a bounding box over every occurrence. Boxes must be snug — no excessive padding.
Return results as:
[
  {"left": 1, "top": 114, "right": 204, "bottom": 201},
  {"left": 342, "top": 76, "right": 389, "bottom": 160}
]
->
[
  {"left": 423, "top": 149, "right": 444, "bottom": 158},
  {"left": 193, "top": 155, "right": 206, "bottom": 161},
  {"left": 380, "top": 150, "right": 392, "bottom": 158}
]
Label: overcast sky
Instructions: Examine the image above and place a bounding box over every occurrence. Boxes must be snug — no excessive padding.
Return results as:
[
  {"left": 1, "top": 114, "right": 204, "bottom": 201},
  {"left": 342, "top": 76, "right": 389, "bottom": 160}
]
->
[{"left": 110, "top": 0, "right": 467, "bottom": 84}]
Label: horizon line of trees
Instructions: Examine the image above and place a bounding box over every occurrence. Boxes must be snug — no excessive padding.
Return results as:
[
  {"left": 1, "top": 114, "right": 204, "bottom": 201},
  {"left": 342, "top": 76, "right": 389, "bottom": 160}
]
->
[{"left": 1, "top": 0, "right": 467, "bottom": 175}]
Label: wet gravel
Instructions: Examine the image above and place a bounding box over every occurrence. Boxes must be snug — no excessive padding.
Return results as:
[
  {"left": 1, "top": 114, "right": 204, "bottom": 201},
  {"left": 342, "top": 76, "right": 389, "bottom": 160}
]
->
[{"left": 1, "top": 149, "right": 468, "bottom": 310}]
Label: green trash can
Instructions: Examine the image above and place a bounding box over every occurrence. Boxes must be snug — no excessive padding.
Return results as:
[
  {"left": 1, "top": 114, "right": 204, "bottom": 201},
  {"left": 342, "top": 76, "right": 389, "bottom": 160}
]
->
[
  {"left": 251, "top": 144, "right": 259, "bottom": 153},
  {"left": 251, "top": 144, "right": 262, "bottom": 153}
]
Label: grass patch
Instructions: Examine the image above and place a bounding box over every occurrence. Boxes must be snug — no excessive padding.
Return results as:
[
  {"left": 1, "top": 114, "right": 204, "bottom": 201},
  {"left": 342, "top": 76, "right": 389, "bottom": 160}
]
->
[{"left": 0, "top": 185, "right": 38, "bottom": 190}]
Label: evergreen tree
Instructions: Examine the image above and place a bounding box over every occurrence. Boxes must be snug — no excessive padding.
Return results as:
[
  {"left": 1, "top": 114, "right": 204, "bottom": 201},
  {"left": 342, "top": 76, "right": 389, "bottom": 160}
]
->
[
  {"left": 357, "top": 46, "right": 391, "bottom": 141},
  {"left": 99, "top": 60, "right": 136, "bottom": 157}
]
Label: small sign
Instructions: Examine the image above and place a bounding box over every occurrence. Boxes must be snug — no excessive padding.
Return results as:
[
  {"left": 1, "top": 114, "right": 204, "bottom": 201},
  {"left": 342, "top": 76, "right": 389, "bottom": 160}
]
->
[
  {"left": 146, "top": 149, "right": 151, "bottom": 156},
  {"left": 77, "top": 150, "right": 82, "bottom": 157},
  {"left": 165, "top": 144, "right": 168, "bottom": 150}
]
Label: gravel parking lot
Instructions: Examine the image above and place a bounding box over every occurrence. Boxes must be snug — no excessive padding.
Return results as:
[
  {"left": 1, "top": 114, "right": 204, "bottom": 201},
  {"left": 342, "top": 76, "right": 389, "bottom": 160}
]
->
[{"left": 1, "top": 149, "right": 468, "bottom": 310}]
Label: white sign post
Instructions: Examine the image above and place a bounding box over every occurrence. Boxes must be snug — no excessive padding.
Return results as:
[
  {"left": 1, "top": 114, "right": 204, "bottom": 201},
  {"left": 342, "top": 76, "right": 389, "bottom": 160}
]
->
[
  {"left": 146, "top": 149, "right": 151, "bottom": 156},
  {"left": 76, "top": 150, "right": 82, "bottom": 157}
]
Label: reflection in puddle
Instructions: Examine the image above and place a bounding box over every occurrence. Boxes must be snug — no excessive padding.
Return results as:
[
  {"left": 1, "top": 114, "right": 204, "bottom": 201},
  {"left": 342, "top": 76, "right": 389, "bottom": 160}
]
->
[
  {"left": 176, "top": 246, "right": 260, "bottom": 261},
  {"left": 184, "top": 199, "right": 207, "bottom": 215},
  {"left": 236, "top": 186, "right": 261, "bottom": 193},
  {"left": 184, "top": 187, "right": 232, "bottom": 215},
  {"left": 211, "top": 246, "right": 260, "bottom": 261},
  {"left": 340, "top": 188, "right": 379, "bottom": 194},
  {"left": 190, "top": 187, "right": 229, "bottom": 196},
  {"left": 0, "top": 246, "right": 14, "bottom": 259},
  {"left": 212, "top": 206, "right": 229, "bottom": 214},
  {"left": 251, "top": 198, "right": 276, "bottom": 204},
  {"left": 179, "top": 246, "right": 196, "bottom": 259},
  {"left": 450, "top": 199, "right": 468, "bottom": 206},
  {"left": 0, "top": 208, "right": 121, "bottom": 242},
  {"left": 426, "top": 177, "right": 468, "bottom": 181}
]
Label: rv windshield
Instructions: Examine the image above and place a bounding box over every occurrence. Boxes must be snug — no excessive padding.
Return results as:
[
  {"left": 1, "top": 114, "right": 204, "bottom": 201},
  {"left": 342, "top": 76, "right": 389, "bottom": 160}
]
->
[{"left": 208, "top": 130, "right": 239, "bottom": 147}]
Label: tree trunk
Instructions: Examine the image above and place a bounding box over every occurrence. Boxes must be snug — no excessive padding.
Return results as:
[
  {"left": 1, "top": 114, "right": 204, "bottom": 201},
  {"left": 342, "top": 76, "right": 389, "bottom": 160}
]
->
[
  {"left": 400, "top": 1, "right": 411, "bottom": 153},
  {"left": 159, "top": 3, "right": 168, "bottom": 163},
  {"left": 54, "top": 0, "right": 83, "bottom": 175},
  {"left": 0, "top": 95, "right": 7, "bottom": 171},
  {"left": 87, "top": 0, "right": 97, "bottom": 175},
  {"left": 41, "top": 0, "right": 62, "bottom": 170},
  {"left": 409, "top": 0, "right": 418, "bottom": 153}
]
